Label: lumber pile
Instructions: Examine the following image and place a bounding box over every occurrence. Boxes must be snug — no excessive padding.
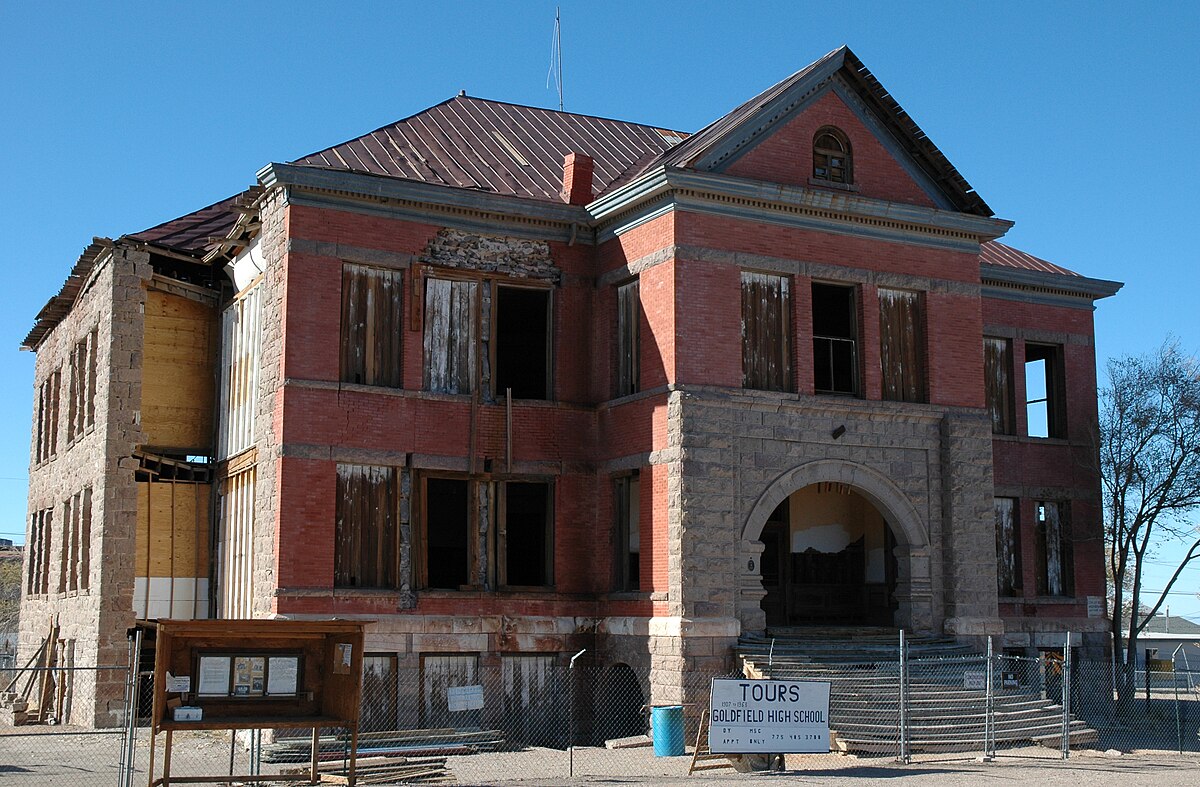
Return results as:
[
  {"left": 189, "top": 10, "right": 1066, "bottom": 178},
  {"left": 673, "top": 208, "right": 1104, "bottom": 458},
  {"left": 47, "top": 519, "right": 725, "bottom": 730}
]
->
[
  {"left": 2, "top": 620, "right": 60, "bottom": 726},
  {"left": 263, "top": 727, "right": 506, "bottom": 763},
  {"left": 282, "top": 755, "right": 453, "bottom": 784}
]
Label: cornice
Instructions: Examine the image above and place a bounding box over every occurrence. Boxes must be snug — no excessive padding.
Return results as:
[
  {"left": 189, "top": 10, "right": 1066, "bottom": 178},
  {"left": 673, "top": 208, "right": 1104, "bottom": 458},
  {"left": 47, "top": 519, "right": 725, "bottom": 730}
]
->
[{"left": 980, "top": 263, "right": 1122, "bottom": 303}]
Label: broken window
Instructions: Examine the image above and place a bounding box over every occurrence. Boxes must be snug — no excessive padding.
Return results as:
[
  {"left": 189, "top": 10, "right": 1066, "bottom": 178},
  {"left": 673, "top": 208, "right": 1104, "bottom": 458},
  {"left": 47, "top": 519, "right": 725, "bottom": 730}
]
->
[
  {"left": 1025, "top": 343, "right": 1065, "bottom": 438},
  {"left": 984, "top": 337, "right": 1015, "bottom": 435},
  {"left": 335, "top": 465, "right": 399, "bottom": 589},
  {"left": 423, "top": 278, "right": 478, "bottom": 395},
  {"left": 495, "top": 285, "right": 551, "bottom": 400},
  {"left": 35, "top": 368, "right": 60, "bottom": 463},
  {"left": 341, "top": 264, "right": 404, "bottom": 387},
  {"left": 499, "top": 481, "right": 553, "bottom": 587},
  {"left": 67, "top": 328, "right": 98, "bottom": 443},
  {"left": 614, "top": 474, "right": 640, "bottom": 591},
  {"left": 1035, "top": 501, "right": 1074, "bottom": 597},
  {"left": 878, "top": 288, "right": 925, "bottom": 402},
  {"left": 741, "top": 272, "right": 792, "bottom": 392},
  {"left": 994, "top": 497, "right": 1021, "bottom": 597},
  {"left": 26, "top": 507, "right": 53, "bottom": 595},
  {"left": 616, "top": 280, "right": 640, "bottom": 397},
  {"left": 420, "top": 477, "right": 471, "bottom": 590},
  {"left": 812, "top": 283, "right": 857, "bottom": 395},
  {"left": 813, "top": 127, "right": 853, "bottom": 184}
]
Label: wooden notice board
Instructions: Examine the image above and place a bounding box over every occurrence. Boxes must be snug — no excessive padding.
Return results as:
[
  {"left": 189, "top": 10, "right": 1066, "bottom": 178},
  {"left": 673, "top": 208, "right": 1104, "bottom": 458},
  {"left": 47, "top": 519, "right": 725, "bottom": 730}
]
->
[{"left": 148, "top": 618, "right": 368, "bottom": 786}]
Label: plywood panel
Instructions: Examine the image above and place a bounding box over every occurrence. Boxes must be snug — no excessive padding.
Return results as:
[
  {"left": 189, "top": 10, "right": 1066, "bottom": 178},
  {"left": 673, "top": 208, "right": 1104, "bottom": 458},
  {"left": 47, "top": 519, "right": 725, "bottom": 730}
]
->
[
  {"left": 135, "top": 481, "right": 212, "bottom": 579},
  {"left": 142, "top": 290, "right": 216, "bottom": 450}
]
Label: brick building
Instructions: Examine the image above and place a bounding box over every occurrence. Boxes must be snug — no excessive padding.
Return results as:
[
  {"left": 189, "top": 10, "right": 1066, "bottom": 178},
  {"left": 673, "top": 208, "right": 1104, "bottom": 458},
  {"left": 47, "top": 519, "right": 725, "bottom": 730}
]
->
[{"left": 20, "top": 47, "right": 1119, "bottom": 726}]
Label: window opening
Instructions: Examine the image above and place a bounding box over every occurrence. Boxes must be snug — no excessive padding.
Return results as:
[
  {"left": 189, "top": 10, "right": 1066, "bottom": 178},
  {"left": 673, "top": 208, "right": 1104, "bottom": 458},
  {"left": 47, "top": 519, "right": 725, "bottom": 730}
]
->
[
  {"left": 500, "top": 481, "right": 552, "bottom": 587},
  {"left": 36, "top": 369, "right": 60, "bottom": 463},
  {"left": 424, "top": 478, "right": 470, "bottom": 589},
  {"left": 335, "top": 465, "right": 399, "bottom": 589},
  {"left": 616, "top": 280, "right": 640, "bottom": 397},
  {"left": 812, "top": 283, "right": 857, "bottom": 395},
  {"left": 813, "top": 128, "right": 852, "bottom": 184},
  {"left": 67, "top": 328, "right": 98, "bottom": 443},
  {"left": 984, "top": 337, "right": 1015, "bottom": 434},
  {"left": 741, "top": 272, "right": 792, "bottom": 392},
  {"left": 341, "top": 264, "right": 404, "bottom": 387},
  {"left": 424, "top": 278, "right": 478, "bottom": 394},
  {"left": 878, "top": 288, "right": 925, "bottom": 402},
  {"left": 994, "top": 497, "right": 1020, "bottom": 597},
  {"left": 614, "top": 474, "right": 640, "bottom": 591},
  {"left": 1025, "top": 343, "right": 1064, "bottom": 438},
  {"left": 495, "top": 286, "right": 550, "bottom": 400},
  {"left": 1035, "top": 501, "right": 1073, "bottom": 597}
]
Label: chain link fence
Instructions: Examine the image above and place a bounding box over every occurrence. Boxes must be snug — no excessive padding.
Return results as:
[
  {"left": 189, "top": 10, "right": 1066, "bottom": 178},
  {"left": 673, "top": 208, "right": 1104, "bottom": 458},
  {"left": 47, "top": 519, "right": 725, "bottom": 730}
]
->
[{"left": 2, "top": 634, "right": 1199, "bottom": 785}]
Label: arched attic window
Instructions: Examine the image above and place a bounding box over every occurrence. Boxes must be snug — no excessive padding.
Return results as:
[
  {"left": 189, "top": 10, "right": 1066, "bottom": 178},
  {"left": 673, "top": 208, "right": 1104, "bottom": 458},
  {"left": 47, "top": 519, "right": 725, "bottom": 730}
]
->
[{"left": 813, "top": 127, "right": 852, "bottom": 185}]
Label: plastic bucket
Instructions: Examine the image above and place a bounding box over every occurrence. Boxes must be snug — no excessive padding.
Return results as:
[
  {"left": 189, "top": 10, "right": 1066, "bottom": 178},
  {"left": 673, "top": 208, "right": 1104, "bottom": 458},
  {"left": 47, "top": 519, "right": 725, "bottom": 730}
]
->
[{"left": 650, "top": 705, "right": 685, "bottom": 756}]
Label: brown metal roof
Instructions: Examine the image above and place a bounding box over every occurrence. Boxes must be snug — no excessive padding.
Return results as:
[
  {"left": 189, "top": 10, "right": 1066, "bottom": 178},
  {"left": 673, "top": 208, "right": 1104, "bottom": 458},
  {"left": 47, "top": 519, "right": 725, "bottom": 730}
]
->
[
  {"left": 130, "top": 195, "right": 241, "bottom": 253},
  {"left": 293, "top": 95, "right": 686, "bottom": 203},
  {"left": 21, "top": 238, "right": 113, "bottom": 350},
  {"left": 980, "top": 241, "right": 1079, "bottom": 276}
]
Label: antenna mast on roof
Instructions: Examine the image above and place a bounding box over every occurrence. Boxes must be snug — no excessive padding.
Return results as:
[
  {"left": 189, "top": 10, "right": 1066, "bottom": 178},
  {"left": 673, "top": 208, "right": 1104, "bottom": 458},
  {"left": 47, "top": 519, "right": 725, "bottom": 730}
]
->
[{"left": 547, "top": 6, "right": 564, "bottom": 111}]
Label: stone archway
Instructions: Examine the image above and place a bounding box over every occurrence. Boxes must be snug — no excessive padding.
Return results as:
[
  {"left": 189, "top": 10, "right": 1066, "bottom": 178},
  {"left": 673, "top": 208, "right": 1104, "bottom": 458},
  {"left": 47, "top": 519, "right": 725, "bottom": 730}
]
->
[{"left": 737, "top": 459, "right": 934, "bottom": 634}]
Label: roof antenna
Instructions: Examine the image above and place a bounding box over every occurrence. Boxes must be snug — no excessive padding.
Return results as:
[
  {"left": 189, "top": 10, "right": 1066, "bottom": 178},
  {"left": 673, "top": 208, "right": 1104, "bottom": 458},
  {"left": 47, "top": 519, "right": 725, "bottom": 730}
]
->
[{"left": 547, "top": 6, "right": 563, "bottom": 111}]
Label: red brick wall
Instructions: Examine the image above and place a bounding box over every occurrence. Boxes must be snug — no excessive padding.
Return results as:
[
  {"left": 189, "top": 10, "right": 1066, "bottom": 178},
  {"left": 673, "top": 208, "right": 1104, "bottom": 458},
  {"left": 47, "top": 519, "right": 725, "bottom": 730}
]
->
[{"left": 724, "top": 90, "right": 938, "bottom": 208}]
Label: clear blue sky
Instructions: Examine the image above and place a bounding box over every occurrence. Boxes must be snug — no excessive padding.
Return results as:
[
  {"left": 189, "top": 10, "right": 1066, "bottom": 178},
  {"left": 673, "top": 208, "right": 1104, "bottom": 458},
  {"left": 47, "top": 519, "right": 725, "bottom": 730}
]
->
[{"left": 1, "top": 3, "right": 1197, "bottom": 616}]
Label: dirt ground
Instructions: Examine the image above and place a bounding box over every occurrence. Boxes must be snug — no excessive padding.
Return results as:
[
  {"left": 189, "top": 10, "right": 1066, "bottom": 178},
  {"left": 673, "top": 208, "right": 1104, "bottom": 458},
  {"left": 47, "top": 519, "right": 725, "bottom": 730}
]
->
[{"left": 3, "top": 725, "right": 1200, "bottom": 786}]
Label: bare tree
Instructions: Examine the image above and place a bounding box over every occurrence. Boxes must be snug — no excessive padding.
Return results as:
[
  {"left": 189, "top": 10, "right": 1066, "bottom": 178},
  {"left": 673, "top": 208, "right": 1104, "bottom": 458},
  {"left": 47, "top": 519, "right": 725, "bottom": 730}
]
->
[{"left": 1102, "top": 340, "right": 1200, "bottom": 702}]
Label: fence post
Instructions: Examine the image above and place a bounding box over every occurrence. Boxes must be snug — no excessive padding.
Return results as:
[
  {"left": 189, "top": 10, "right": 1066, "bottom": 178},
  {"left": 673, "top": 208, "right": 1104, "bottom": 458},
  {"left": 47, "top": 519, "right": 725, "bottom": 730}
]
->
[
  {"left": 1061, "top": 632, "right": 1071, "bottom": 760},
  {"left": 898, "top": 629, "right": 909, "bottom": 764},
  {"left": 569, "top": 649, "right": 586, "bottom": 778},
  {"left": 1174, "top": 644, "right": 1184, "bottom": 755},
  {"left": 119, "top": 626, "right": 143, "bottom": 787},
  {"left": 984, "top": 636, "right": 995, "bottom": 761}
]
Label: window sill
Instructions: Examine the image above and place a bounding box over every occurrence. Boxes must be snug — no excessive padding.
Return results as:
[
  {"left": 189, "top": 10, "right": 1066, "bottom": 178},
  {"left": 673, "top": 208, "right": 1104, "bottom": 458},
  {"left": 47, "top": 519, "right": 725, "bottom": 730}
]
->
[{"left": 808, "top": 178, "right": 860, "bottom": 193}]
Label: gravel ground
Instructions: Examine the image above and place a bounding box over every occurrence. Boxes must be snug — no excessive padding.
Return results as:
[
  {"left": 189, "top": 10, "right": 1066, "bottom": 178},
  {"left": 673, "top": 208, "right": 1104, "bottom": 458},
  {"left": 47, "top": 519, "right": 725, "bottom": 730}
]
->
[{"left": 3, "top": 726, "right": 1200, "bottom": 786}]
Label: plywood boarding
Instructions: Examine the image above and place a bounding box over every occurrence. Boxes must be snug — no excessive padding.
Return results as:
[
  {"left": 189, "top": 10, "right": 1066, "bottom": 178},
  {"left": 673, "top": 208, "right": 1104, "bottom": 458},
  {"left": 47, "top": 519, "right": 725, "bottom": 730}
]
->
[
  {"left": 142, "top": 290, "right": 216, "bottom": 450},
  {"left": 135, "top": 481, "right": 212, "bottom": 578}
]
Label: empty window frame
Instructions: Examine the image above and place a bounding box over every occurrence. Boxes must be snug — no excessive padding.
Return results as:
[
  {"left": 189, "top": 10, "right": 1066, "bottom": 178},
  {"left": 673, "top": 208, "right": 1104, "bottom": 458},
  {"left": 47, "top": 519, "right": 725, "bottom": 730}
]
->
[
  {"left": 984, "top": 337, "right": 1015, "bottom": 435},
  {"left": 335, "top": 464, "right": 399, "bottom": 589},
  {"left": 616, "top": 280, "right": 640, "bottom": 397},
  {"left": 424, "top": 278, "right": 478, "bottom": 395},
  {"left": 812, "top": 283, "right": 858, "bottom": 395},
  {"left": 26, "top": 507, "right": 53, "bottom": 595},
  {"left": 741, "top": 271, "right": 792, "bottom": 392},
  {"left": 994, "top": 497, "right": 1021, "bottom": 597},
  {"left": 35, "top": 368, "right": 60, "bottom": 463},
  {"left": 499, "top": 481, "right": 553, "bottom": 587},
  {"left": 67, "top": 328, "right": 98, "bottom": 443},
  {"left": 614, "top": 473, "right": 640, "bottom": 592},
  {"left": 878, "top": 288, "right": 926, "bottom": 402},
  {"left": 1025, "top": 343, "right": 1065, "bottom": 438},
  {"left": 813, "top": 127, "right": 852, "bottom": 184},
  {"left": 495, "top": 285, "right": 551, "bottom": 400},
  {"left": 341, "top": 264, "right": 404, "bottom": 387},
  {"left": 420, "top": 477, "right": 472, "bottom": 590},
  {"left": 59, "top": 488, "right": 92, "bottom": 593},
  {"left": 1035, "top": 501, "right": 1074, "bottom": 597}
]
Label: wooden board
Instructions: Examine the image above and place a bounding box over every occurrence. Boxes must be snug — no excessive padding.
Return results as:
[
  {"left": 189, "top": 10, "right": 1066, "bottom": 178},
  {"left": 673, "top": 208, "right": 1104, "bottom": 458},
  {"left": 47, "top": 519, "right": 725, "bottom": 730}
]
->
[
  {"left": 142, "top": 289, "right": 216, "bottom": 450},
  {"left": 135, "top": 481, "right": 212, "bottom": 578}
]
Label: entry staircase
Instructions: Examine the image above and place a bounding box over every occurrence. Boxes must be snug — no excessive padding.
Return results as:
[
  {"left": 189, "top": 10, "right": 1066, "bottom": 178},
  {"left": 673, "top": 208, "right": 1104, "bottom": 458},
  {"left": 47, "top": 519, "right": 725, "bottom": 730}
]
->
[{"left": 736, "top": 628, "right": 1098, "bottom": 754}]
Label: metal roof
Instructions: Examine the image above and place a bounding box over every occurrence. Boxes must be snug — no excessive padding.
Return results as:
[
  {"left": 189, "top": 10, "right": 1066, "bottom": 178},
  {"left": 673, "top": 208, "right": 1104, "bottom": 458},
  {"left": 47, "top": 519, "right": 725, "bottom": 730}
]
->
[
  {"left": 130, "top": 195, "right": 241, "bottom": 254},
  {"left": 293, "top": 95, "right": 686, "bottom": 204},
  {"left": 980, "top": 241, "right": 1079, "bottom": 276}
]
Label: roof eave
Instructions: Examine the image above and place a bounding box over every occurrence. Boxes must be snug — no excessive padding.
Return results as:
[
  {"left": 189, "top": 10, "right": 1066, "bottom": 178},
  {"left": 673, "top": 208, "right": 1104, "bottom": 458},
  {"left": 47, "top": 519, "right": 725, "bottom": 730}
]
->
[{"left": 980, "top": 263, "right": 1124, "bottom": 300}]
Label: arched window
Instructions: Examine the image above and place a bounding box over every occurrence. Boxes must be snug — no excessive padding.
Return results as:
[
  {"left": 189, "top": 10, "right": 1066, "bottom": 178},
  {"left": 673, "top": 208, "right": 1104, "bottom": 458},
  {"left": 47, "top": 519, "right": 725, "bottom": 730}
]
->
[{"left": 813, "top": 127, "right": 852, "bottom": 184}]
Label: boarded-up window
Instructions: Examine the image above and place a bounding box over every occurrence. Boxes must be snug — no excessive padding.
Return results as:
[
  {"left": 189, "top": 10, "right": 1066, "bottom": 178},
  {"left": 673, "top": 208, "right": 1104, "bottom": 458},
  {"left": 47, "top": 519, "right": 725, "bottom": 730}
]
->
[
  {"left": 35, "top": 369, "right": 60, "bottom": 463},
  {"left": 217, "top": 467, "right": 256, "bottom": 619},
  {"left": 26, "top": 507, "right": 53, "bottom": 595},
  {"left": 878, "top": 288, "right": 925, "bottom": 403},
  {"left": 424, "top": 278, "right": 478, "bottom": 394},
  {"left": 361, "top": 653, "right": 399, "bottom": 733},
  {"left": 984, "top": 337, "right": 1014, "bottom": 435},
  {"left": 614, "top": 474, "right": 640, "bottom": 591},
  {"left": 341, "top": 264, "right": 404, "bottom": 387},
  {"left": 67, "top": 328, "right": 98, "bottom": 443},
  {"left": 616, "top": 280, "right": 640, "bottom": 397},
  {"left": 994, "top": 497, "right": 1020, "bottom": 596},
  {"left": 495, "top": 286, "right": 551, "bottom": 400},
  {"left": 60, "top": 487, "right": 92, "bottom": 593},
  {"left": 501, "top": 654, "right": 566, "bottom": 747},
  {"left": 1035, "top": 501, "right": 1073, "bottom": 597},
  {"left": 499, "top": 481, "right": 553, "bottom": 587},
  {"left": 335, "top": 465, "right": 399, "bottom": 589},
  {"left": 421, "top": 654, "right": 480, "bottom": 729},
  {"left": 421, "top": 477, "right": 471, "bottom": 589},
  {"left": 812, "top": 283, "right": 857, "bottom": 395},
  {"left": 741, "top": 272, "right": 792, "bottom": 392},
  {"left": 218, "top": 285, "right": 261, "bottom": 460},
  {"left": 1025, "top": 343, "right": 1065, "bottom": 438}
]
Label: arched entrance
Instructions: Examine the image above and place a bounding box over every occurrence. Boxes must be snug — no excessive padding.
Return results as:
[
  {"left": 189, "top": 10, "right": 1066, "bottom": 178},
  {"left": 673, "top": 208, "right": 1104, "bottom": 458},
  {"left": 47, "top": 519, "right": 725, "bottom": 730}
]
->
[
  {"left": 759, "top": 484, "right": 897, "bottom": 626},
  {"left": 739, "top": 459, "right": 934, "bottom": 634}
]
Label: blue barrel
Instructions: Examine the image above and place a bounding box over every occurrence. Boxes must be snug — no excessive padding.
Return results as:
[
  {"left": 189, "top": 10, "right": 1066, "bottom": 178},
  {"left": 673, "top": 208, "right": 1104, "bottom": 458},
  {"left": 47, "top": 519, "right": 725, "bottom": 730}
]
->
[{"left": 651, "top": 705, "right": 685, "bottom": 756}]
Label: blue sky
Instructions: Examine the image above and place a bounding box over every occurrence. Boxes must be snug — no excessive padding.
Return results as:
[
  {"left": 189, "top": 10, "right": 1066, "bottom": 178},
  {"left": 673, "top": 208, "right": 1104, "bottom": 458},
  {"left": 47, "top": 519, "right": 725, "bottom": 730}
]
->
[{"left": 0, "top": 2, "right": 1197, "bottom": 616}]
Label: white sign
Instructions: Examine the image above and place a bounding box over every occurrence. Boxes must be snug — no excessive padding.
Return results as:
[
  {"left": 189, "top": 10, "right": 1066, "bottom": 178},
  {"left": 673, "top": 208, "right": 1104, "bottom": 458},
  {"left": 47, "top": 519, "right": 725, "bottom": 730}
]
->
[
  {"left": 964, "top": 670, "right": 986, "bottom": 690},
  {"left": 165, "top": 673, "right": 190, "bottom": 694},
  {"left": 708, "top": 678, "right": 830, "bottom": 754},
  {"left": 447, "top": 684, "right": 484, "bottom": 712},
  {"left": 1087, "top": 596, "right": 1104, "bottom": 618}
]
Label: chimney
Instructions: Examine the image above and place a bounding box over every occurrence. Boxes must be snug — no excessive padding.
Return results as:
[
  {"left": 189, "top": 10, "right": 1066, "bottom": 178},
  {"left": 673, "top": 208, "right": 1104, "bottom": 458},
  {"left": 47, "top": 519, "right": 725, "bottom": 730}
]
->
[{"left": 561, "top": 153, "right": 594, "bottom": 205}]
